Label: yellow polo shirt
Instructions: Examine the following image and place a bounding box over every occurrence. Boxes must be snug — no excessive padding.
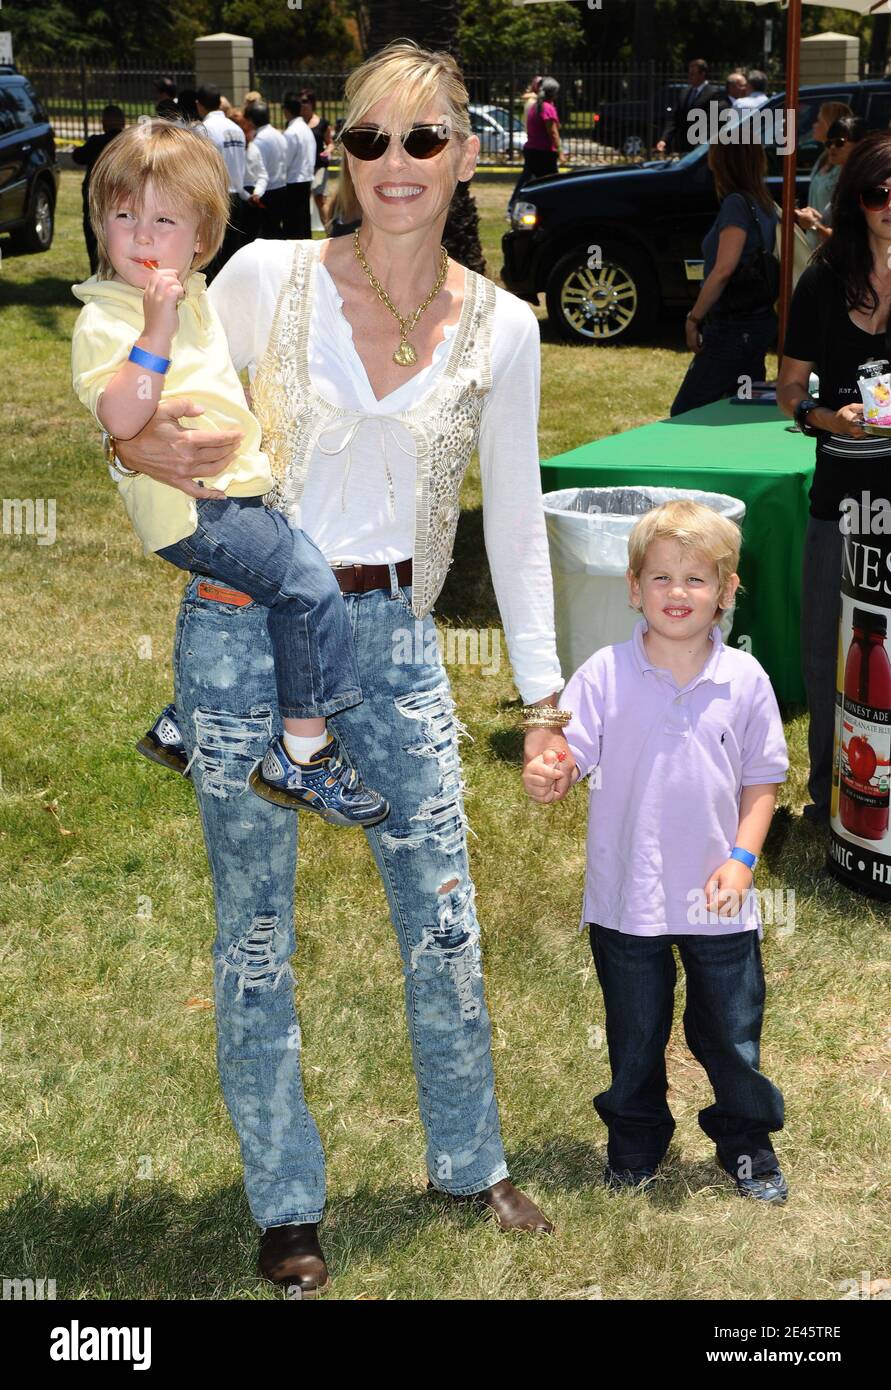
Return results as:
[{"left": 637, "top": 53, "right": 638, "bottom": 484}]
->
[{"left": 71, "top": 271, "right": 274, "bottom": 555}]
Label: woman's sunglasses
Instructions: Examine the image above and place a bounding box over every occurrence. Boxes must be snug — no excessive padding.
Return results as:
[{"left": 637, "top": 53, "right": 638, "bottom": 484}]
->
[
  {"left": 826, "top": 136, "right": 849, "bottom": 150},
  {"left": 860, "top": 184, "right": 891, "bottom": 212},
  {"left": 339, "top": 123, "right": 451, "bottom": 161}
]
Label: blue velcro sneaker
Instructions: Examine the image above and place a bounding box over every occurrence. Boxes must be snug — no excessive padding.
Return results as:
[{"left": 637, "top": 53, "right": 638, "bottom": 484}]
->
[
  {"left": 249, "top": 736, "right": 390, "bottom": 827},
  {"left": 136, "top": 703, "right": 190, "bottom": 777},
  {"left": 735, "top": 1168, "right": 789, "bottom": 1204}
]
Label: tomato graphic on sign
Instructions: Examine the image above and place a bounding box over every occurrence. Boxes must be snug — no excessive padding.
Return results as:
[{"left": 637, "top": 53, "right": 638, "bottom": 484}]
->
[
  {"left": 847, "top": 735, "right": 877, "bottom": 783},
  {"left": 839, "top": 609, "right": 891, "bottom": 840}
]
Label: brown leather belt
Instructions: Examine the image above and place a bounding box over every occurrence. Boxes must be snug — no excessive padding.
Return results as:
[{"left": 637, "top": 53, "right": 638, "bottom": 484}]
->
[
  {"left": 330, "top": 558, "right": 413, "bottom": 593},
  {"left": 194, "top": 558, "right": 412, "bottom": 605}
]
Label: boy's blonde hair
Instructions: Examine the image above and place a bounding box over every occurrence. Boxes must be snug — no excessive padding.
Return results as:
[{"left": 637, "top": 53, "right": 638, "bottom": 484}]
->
[
  {"left": 627, "top": 500, "right": 743, "bottom": 613},
  {"left": 88, "top": 119, "right": 231, "bottom": 280},
  {"left": 332, "top": 39, "right": 472, "bottom": 227}
]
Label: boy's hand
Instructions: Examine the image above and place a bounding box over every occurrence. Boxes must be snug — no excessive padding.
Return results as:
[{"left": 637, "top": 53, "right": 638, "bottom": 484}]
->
[
  {"left": 704, "top": 859, "right": 754, "bottom": 918},
  {"left": 523, "top": 746, "right": 576, "bottom": 804},
  {"left": 142, "top": 266, "right": 185, "bottom": 345}
]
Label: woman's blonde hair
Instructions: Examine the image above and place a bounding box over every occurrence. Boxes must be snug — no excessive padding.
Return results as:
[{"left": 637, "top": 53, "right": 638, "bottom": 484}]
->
[
  {"left": 88, "top": 119, "right": 231, "bottom": 279},
  {"left": 627, "top": 500, "right": 743, "bottom": 612},
  {"left": 819, "top": 99, "right": 854, "bottom": 129},
  {"left": 331, "top": 39, "right": 472, "bottom": 227}
]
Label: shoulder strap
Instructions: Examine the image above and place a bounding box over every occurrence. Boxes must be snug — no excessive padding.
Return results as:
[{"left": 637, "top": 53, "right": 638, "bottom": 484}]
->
[{"left": 744, "top": 197, "right": 771, "bottom": 255}]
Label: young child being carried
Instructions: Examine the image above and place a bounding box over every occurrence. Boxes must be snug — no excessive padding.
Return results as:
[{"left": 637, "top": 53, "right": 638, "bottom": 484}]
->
[
  {"left": 71, "top": 118, "right": 387, "bottom": 828},
  {"left": 523, "top": 501, "right": 790, "bottom": 1202}
]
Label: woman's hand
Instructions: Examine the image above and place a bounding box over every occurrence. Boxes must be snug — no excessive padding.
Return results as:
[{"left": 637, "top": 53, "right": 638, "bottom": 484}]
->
[
  {"left": 685, "top": 317, "right": 703, "bottom": 353},
  {"left": 113, "top": 397, "right": 243, "bottom": 498},
  {"left": 522, "top": 730, "right": 577, "bottom": 804},
  {"left": 824, "top": 402, "right": 867, "bottom": 438},
  {"left": 794, "top": 206, "right": 823, "bottom": 233}
]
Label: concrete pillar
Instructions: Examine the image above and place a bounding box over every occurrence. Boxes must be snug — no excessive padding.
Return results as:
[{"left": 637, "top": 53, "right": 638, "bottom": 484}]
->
[
  {"left": 799, "top": 32, "right": 860, "bottom": 86},
  {"left": 194, "top": 32, "right": 254, "bottom": 107}
]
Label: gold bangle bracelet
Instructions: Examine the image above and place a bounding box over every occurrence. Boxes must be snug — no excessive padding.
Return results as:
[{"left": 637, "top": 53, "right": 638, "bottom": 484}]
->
[{"left": 520, "top": 708, "right": 571, "bottom": 726}]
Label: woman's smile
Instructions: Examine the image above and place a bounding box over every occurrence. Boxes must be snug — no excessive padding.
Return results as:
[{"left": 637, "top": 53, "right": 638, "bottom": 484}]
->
[{"left": 374, "top": 182, "right": 425, "bottom": 201}]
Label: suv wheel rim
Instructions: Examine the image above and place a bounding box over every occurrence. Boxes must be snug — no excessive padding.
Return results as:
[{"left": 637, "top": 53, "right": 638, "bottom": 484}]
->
[
  {"left": 560, "top": 261, "right": 637, "bottom": 340},
  {"left": 34, "top": 190, "right": 52, "bottom": 246}
]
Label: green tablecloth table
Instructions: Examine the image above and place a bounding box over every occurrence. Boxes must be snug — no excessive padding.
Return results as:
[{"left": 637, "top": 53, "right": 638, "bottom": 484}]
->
[{"left": 540, "top": 399, "right": 815, "bottom": 703}]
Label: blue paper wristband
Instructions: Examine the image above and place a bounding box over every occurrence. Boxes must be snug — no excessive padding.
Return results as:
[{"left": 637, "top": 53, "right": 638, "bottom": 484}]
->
[
  {"left": 730, "top": 846, "right": 757, "bottom": 870},
  {"left": 129, "top": 344, "right": 171, "bottom": 374}
]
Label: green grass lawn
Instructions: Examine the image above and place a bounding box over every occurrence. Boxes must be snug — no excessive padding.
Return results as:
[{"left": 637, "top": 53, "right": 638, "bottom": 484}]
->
[{"left": 0, "top": 173, "right": 889, "bottom": 1301}]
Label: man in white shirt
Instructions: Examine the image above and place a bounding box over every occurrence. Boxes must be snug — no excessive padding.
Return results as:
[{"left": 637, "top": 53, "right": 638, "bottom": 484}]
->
[
  {"left": 734, "top": 70, "right": 770, "bottom": 113},
  {"left": 228, "top": 109, "right": 267, "bottom": 245},
  {"left": 246, "top": 102, "right": 288, "bottom": 239},
  {"left": 197, "top": 84, "right": 247, "bottom": 278},
  {"left": 283, "top": 90, "right": 316, "bottom": 240}
]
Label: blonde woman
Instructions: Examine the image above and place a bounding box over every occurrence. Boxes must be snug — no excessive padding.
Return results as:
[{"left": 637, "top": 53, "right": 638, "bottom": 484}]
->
[
  {"left": 794, "top": 100, "right": 853, "bottom": 250},
  {"left": 113, "top": 40, "right": 566, "bottom": 1292}
]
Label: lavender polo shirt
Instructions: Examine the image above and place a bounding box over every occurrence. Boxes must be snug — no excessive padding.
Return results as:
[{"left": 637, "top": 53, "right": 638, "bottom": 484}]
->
[{"left": 560, "top": 620, "right": 788, "bottom": 937}]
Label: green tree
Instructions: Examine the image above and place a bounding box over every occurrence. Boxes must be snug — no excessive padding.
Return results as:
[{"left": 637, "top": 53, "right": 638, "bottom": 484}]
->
[
  {"left": 364, "top": 0, "right": 461, "bottom": 54},
  {"left": 458, "top": 0, "right": 584, "bottom": 68},
  {"left": 7, "top": 0, "right": 181, "bottom": 64},
  {"left": 211, "top": 0, "right": 358, "bottom": 63}
]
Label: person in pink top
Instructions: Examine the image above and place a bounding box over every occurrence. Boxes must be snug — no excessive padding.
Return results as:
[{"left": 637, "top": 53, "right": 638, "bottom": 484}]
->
[
  {"left": 523, "top": 500, "right": 790, "bottom": 1203},
  {"left": 510, "top": 76, "right": 563, "bottom": 207}
]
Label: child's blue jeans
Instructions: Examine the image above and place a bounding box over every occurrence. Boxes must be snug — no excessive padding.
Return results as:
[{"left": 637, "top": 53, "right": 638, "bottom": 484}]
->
[
  {"left": 588, "top": 922, "right": 784, "bottom": 1178},
  {"left": 156, "top": 496, "right": 362, "bottom": 720}
]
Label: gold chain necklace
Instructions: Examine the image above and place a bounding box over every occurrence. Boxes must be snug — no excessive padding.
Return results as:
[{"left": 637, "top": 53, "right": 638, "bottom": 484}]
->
[{"left": 353, "top": 229, "right": 449, "bottom": 366}]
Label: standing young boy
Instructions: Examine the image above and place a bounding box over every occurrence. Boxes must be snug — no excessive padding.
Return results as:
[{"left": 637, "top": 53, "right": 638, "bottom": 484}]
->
[{"left": 523, "top": 501, "right": 789, "bottom": 1202}]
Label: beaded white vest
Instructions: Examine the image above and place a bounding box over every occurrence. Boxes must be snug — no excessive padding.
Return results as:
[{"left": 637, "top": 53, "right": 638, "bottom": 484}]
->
[{"left": 251, "top": 238, "right": 496, "bottom": 619}]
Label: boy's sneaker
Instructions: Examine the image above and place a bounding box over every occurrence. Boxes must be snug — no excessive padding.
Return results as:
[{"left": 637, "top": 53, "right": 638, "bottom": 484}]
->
[
  {"left": 603, "top": 1164, "right": 658, "bottom": 1192},
  {"left": 136, "top": 703, "right": 190, "bottom": 777},
  {"left": 248, "top": 736, "right": 389, "bottom": 827},
  {"left": 734, "top": 1168, "right": 788, "bottom": 1204}
]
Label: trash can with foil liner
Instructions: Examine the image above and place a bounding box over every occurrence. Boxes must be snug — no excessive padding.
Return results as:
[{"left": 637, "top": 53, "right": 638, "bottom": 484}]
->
[
  {"left": 542, "top": 485, "right": 747, "bottom": 683},
  {"left": 828, "top": 525, "right": 891, "bottom": 900}
]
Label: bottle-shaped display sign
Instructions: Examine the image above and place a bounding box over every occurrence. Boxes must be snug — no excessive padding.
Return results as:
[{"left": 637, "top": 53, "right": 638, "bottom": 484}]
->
[
  {"left": 830, "top": 622, "right": 844, "bottom": 822},
  {"left": 839, "top": 607, "right": 891, "bottom": 840}
]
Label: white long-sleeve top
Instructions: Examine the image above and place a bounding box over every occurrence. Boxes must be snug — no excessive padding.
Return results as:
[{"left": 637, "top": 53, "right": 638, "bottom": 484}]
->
[
  {"left": 201, "top": 109, "right": 246, "bottom": 195},
  {"left": 240, "top": 139, "right": 267, "bottom": 200},
  {"left": 208, "top": 240, "right": 563, "bottom": 703},
  {"left": 251, "top": 124, "right": 287, "bottom": 191},
  {"left": 284, "top": 115, "right": 316, "bottom": 184}
]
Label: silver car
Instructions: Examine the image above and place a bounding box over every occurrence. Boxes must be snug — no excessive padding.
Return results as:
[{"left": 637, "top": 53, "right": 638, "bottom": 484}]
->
[{"left": 468, "top": 104, "right": 526, "bottom": 157}]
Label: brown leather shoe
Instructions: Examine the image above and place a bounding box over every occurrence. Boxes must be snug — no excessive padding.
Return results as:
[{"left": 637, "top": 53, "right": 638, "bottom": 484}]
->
[
  {"left": 258, "top": 1221, "right": 330, "bottom": 1294},
  {"left": 428, "top": 1177, "right": 554, "bottom": 1233}
]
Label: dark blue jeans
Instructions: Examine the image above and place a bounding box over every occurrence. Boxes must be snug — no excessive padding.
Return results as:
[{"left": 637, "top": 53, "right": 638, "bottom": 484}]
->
[
  {"left": 157, "top": 496, "right": 361, "bottom": 720},
  {"left": 589, "top": 923, "right": 784, "bottom": 1178},
  {"left": 670, "top": 311, "right": 777, "bottom": 417}
]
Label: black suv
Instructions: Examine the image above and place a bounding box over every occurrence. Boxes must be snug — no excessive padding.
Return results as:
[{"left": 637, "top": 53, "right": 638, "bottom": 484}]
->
[
  {"left": 0, "top": 65, "right": 59, "bottom": 254},
  {"left": 502, "top": 78, "right": 891, "bottom": 345}
]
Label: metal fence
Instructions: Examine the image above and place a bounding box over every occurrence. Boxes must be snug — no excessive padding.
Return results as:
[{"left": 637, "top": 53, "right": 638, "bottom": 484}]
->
[{"left": 30, "top": 59, "right": 799, "bottom": 165}]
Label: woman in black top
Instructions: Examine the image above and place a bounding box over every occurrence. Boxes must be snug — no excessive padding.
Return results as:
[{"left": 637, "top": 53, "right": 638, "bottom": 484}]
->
[
  {"left": 670, "top": 139, "right": 778, "bottom": 416},
  {"left": 778, "top": 131, "right": 891, "bottom": 822}
]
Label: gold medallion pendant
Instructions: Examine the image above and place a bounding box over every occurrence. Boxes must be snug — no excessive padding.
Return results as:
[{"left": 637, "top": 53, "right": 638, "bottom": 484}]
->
[
  {"left": 393, "top": 339, "right": 418, "bottom": 366},
  {"left": 353, "top": 229, "right": 449, "bottom": 368}
]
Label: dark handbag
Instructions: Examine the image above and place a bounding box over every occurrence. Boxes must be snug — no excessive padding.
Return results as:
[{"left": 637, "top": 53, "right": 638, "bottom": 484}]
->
[{"left": 716, "top": 198, "right": 780, "bottom": 315}]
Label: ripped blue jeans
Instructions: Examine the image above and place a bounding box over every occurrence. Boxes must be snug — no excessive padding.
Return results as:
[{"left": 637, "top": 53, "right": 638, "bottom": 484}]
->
[{"left": 172, "top": 567, "right": 508, "bottom": 1228}]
